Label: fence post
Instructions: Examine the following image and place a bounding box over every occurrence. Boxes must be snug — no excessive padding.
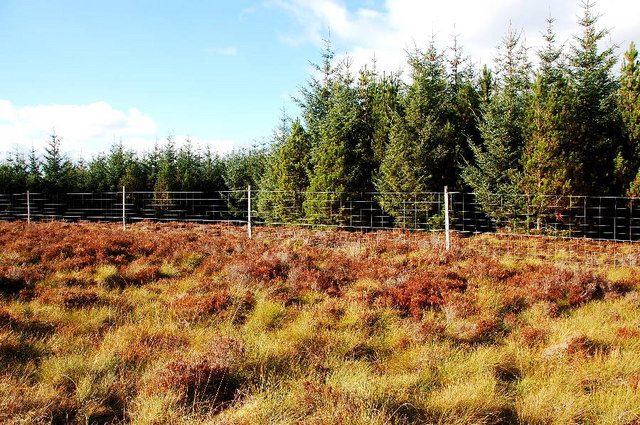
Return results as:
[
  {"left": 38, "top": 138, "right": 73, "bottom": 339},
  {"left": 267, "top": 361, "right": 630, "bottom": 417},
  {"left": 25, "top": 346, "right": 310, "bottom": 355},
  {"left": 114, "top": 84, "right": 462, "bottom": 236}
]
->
[
  {"left": 444, "top": 186, "right": 450, "bottom": 251},
  {"left": 27, "top": 191, "right": 31, "bottom": 224},
  {"left": 247, "top": 185, "right": 252, "bottom": 239},
  {"left": 122, "top": 186, "right": 126, "bottom": 230}
]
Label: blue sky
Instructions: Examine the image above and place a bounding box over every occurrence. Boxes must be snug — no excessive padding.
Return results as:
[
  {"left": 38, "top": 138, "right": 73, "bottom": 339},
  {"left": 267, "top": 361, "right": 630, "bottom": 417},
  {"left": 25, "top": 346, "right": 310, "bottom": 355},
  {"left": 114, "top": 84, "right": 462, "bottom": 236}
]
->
[{"left": 1, "top": 0, "right": 639, "bottom": 159}]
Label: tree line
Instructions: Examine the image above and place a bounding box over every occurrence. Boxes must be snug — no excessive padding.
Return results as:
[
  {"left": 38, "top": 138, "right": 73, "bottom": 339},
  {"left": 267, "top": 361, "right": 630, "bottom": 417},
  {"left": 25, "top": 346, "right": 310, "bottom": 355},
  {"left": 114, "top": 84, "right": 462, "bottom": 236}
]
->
[{"left": 1, "top": 1, "right": 639, "bottom": 226}]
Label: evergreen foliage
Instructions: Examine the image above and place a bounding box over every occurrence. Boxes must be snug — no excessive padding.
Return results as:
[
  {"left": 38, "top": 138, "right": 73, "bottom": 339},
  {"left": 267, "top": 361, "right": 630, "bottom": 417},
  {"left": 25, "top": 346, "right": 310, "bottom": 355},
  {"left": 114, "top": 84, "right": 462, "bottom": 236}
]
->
[
  {"left": 567, "top": 0, "right": 621, "bottom": 195},
  {"left": 462, "top": 25, "right": 531, "bottom": 224},
  {"left": 258, "top": 118, "right": 311, "bottom": 222},
  {"left": 521, "top": 18, "right": 573, "bottom": 197},
  {"left": 619, "top": 42, "right": 640, "bottom": 196},
  {"left": 42, "top": 132, "right": 74, "bottom": 193}
]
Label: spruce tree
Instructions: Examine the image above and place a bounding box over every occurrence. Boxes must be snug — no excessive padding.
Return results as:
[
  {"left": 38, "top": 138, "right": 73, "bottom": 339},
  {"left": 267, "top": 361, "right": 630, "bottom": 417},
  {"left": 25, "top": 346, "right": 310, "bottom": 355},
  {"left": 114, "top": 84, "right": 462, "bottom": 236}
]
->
[
  {"left": 154, "top": 137, "right": 177, "bottom": 212},
  {"left": 619, "top": 42, "right": 640, "bottom": 196},
  {"left": 42, "top": 132, "right": 73, "bottom": 193},
  {"left": 462, "top": 25, "right": 531, "bottom": 226},
  {"left": 303, "top": 67, "right": 360, "bottom": 224},
  {"left": 375, "top": 42, "right": 448, "bottom": 226},
  {"left": 199, "top": 148, "right": 226, "bottom": 192},
  {"left": 567, "top": 0, "right": 620, "bottom": 195},
  {"left": 258, "top": 118, "right": 311, "bottom": 222},
  {"left": 26, "top": 146, "right": 42, "bottom": 191},
  {"left": 175, "top": 140, "right": 202, "bottom": 191},
  {"left": 86, "top": 154, "right": 109, "bottom": 192},
  {"left": 522, "top": 17, "right": 572, "bottom": 197}
]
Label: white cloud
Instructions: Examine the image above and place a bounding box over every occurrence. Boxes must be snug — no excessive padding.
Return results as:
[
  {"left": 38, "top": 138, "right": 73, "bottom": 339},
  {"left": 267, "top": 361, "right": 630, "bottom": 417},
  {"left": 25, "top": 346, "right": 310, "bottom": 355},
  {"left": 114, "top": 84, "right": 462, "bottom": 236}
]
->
[
  {"left": 0, "top": 100, "right": 243, "bottom": 160},
  {"left": 0, "top": 100, "right": 157, "bottom": 158},
  {"left": 270, "top": 0, "right": 640, "bottom": 74},
  {"left": 205, "top": 46, "right": 239, "bottom": 55}
]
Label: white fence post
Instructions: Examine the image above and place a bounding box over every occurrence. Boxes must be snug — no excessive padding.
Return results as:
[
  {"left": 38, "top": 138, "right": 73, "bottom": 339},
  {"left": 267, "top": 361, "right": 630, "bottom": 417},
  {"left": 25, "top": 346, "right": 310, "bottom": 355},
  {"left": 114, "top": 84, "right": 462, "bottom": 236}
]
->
[
  {"left": 122, "top": 186, "right": 126, "bottom": 230},
  {"left": 27, "top": 191, "right": 31, "bottom": 224},
  {"left": 247, "top": 185, "right": 252, "bottom": 239},
  {"left": 444, "top": 186, "right": 450, "bottom": 251}
]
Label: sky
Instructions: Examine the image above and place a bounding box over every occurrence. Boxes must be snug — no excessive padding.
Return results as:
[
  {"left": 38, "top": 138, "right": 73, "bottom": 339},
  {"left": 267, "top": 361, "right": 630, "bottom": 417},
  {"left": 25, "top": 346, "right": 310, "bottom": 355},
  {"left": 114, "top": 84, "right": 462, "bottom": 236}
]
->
[{"left": 0, "top": 0, "right": 639, "bottom": 161}]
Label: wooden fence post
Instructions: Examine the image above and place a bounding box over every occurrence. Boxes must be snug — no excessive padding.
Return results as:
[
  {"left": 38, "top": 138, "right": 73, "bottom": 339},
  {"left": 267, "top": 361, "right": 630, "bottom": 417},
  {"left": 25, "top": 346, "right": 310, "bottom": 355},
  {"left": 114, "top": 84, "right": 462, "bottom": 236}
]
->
[
  {"left": 27, "top": 191, "right": 31, "bottom": 224},
  {"left": 122, "top": 186, "right": 126, "bottom": 230},
  {"left": 247, "top": 185, "right": 252, "bottom": 238},
  {"left": 444, "top": 186, "right": 450, "bottom": 251}
]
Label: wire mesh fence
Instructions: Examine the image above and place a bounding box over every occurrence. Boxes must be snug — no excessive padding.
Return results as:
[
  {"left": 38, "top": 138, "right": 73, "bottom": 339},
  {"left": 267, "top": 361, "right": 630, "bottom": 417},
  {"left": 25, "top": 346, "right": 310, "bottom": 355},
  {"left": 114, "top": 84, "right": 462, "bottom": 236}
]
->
[{"left": 1, "top": 189, "right": 639, "bottom": 266}]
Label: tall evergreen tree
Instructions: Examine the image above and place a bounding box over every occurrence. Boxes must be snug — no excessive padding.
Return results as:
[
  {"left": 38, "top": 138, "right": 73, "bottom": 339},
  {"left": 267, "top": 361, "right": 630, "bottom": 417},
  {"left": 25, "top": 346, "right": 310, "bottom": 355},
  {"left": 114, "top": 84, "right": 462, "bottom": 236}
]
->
[
  {"left": 463, "top": 24, "right": 531, "bottom": 225},
  {"left": 567, "top": 0, "right": 620, "bottom": 195},
  {"left": 0, "top": 151, "right": 28, "bottom": 193},
  {"left": 153, "top": 137, "right": 177, "bottom": 211},
  {"left": 258, "top": 118, "right": 311, "bottom": 222},
  {"left": 619, "top": 42, "right": 640, "bottom": 196},
  {"left": 42, "top": 132, "right": 73, "bottom": 193},
  {"left": 199, "top": 147, "right": 226, "bottom": 192},
  {"left": 376, "top": 41, "right": 456, "bottom": 226},
  {"left": 521, "top": 17, "right": 573, "bottom": 197},
  {"left": 26, "top": 145, "right": 42, "bottom": 191},
  {"left": 175, "top": 139, "right": 202, "bottom": 191}
]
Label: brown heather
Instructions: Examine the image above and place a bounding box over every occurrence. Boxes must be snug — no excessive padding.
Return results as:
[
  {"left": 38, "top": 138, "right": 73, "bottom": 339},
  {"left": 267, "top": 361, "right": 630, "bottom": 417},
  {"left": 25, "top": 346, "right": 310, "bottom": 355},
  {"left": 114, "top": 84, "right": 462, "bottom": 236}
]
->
[{"left": 0, "top": 221, "right": 639, "bottom": 424}]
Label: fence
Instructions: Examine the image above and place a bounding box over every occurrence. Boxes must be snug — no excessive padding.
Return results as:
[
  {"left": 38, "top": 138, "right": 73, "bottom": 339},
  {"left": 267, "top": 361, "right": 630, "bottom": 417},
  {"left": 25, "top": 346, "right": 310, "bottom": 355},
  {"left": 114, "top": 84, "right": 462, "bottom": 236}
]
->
[{"left": 1, "top": 189, "right": 639, "bottom": 266}]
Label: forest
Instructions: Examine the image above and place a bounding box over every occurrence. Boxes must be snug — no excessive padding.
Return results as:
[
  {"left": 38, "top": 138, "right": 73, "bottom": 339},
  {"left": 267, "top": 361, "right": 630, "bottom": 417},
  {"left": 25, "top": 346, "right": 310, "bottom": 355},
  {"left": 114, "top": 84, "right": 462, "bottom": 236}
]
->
[{"left": 0, "top": 3, "right": 639, "bottom": 223}]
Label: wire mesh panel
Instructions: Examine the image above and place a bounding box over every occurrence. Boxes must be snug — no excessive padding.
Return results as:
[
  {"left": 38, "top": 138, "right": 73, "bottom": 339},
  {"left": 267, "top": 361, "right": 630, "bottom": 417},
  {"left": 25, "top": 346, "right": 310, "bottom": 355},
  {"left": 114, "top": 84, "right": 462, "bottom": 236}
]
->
[{"left": 252, "top": 191, "right": 445, "bottom": 231}]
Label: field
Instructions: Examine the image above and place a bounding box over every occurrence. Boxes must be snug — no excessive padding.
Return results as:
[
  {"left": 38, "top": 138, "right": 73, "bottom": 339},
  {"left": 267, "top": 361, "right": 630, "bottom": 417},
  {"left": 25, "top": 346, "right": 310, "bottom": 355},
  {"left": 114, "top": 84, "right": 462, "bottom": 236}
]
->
[{"left": 1, "top": 222, "right": 640, "bottom": 425}]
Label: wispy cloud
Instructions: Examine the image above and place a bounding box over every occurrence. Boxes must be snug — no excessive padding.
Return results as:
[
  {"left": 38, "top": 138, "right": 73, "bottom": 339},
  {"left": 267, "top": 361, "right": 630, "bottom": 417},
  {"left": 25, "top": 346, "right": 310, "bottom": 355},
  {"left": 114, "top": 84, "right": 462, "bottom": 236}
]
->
[
  {"left": 0, "top": 99, "right": 242, "bottom": 159},
  {"left": 205, "top": 46, "right": 239, "bottom": 56},
  {"left": 239, "top": 6, "right": 258, "bottom": 20},
  {"left": 269, "top": 0, "right": 640, "bottom": 73}
]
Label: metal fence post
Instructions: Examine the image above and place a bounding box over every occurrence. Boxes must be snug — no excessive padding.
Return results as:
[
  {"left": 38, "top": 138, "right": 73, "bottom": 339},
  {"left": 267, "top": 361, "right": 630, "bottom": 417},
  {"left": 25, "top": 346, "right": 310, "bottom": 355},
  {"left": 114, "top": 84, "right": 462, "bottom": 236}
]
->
[
  {"left": 122, "top": 186, "right": 126, "bottom": 230},
  {"left": 444, "top": 186, "right": 450, "bottom": 250},
  {"left": 27, "top": 191, "right": 31, "bottom": 224},
  {"left": 247, "top": 185, "right": 252, "bottom": 239}
]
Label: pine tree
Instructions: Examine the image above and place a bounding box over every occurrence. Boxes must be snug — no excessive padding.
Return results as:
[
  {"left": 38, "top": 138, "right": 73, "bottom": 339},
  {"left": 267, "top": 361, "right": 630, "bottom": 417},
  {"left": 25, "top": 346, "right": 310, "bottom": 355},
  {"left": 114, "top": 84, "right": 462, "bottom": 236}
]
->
[
  {"left": 154, "top": 137, "right": 177, "bottom": 212},
  {"left": 175, "top": 139, "right": 202, "bottom": 191},
  {"left": 258, "top": 118, "right": 311, "bottom": 222},
  {"left": 375, "top": 41, "right": 449, "bottom": 226},
  {"left": 42, "top": 132, "right": 73, "bottom": 193},
  {"left": 199, "top": 148, "right": 226, "bottom": 192},
  {"left": 521, "top": 17, "right": 573, "bottom": 197},
  {"left": 619, "top": 42, "right": 640, "bottom": 196},
  {"left": 567, "top": 0, "right": 620, "bottom": 195},
  {"left": 462, "top": 24, "right": 531, "bottom": 226},
  {"left": 26, "top": 145, "right": 42, "bottom": 191},
  {"left": 303, "top": 55, "right": 366, "bottom": 224}
]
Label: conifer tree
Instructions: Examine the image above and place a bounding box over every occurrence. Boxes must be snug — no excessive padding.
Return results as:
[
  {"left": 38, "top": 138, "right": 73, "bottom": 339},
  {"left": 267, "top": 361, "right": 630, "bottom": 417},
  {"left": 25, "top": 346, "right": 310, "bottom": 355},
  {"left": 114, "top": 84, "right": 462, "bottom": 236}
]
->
[
  {"left": 199, "top": 147, "right": 226, "bottom": 192},
  {"left": 0, "top": 151, "right": 28, "bottom": 193},
  {"left": 154, "top": 137, "right": 177, "bottom": 211},
  {"left": 462, "top": 25, "right": 531, "bottom": 225},
  {"left": 619, "top": 42, "right": 640, "bottom": 196},
  {"left": 26, "top": 146, "right": 42, "bottom": 191},
  {"left": 175, "top": 139, "right": 202, "bottom": 191},
  {"left": 375, "top": 41, "right": 452, "bottom": 226},
  {"left": 567, "top": 0, "right": 620, "bottom": 195},
  {"left": 304, "top": 65, "right": 362, "bottom": 224},
  {"left": 86, "top": 154, "right": 109, "bottom": 192},
  {"left": 521, "top": 17, "right": 573, "bottom": 197},
  {"left": 42, "top": 132, "right": 73, "bottom": 193},
  {"left": 258, "top": 118, "right": 311, "bottom": 222}
]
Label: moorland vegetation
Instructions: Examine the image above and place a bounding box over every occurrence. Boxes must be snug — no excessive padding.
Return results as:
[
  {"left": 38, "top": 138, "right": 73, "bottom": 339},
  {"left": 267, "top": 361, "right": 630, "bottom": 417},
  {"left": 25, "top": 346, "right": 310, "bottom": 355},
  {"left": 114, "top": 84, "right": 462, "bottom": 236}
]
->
[{"left": 1, "top": 221, "right": 639, "bottom": 424}]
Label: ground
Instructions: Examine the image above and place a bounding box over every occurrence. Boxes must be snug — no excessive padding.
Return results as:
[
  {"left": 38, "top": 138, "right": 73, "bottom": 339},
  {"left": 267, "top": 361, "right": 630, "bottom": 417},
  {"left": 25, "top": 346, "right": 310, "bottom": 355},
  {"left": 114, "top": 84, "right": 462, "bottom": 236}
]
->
[{"left": 1, "top": 221, "right": 639, "bottom": 424}]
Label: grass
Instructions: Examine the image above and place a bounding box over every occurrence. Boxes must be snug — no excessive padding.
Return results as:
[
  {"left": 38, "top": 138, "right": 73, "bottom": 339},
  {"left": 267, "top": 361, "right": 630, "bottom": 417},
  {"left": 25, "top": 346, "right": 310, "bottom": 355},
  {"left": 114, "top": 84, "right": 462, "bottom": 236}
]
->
[{"left": 0, "top": 221, "right": 639, "bottom": 424}]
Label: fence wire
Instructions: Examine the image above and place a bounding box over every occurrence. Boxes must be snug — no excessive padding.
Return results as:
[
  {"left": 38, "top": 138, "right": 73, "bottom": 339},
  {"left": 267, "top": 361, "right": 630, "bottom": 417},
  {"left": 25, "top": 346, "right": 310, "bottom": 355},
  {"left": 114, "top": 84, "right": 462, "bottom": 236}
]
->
[{"left": 1, "top": 190, "right": 639, "bottom": 267}]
